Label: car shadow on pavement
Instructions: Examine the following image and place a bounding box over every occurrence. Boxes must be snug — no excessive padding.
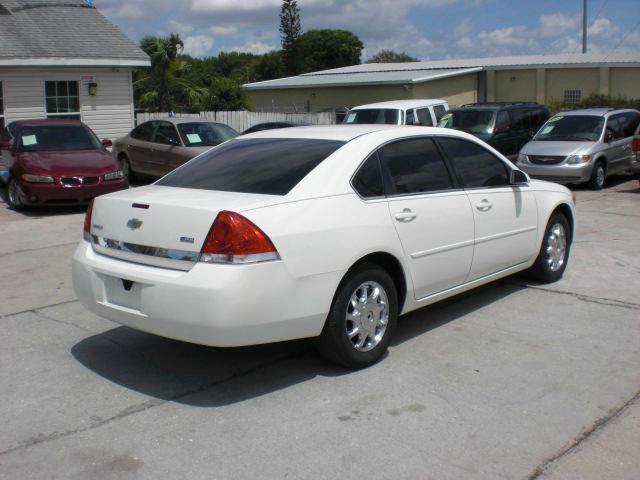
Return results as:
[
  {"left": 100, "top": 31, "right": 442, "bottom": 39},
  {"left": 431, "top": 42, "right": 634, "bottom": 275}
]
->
[{"left": 71, "top": 281, "right": 525, "bottom": 408}]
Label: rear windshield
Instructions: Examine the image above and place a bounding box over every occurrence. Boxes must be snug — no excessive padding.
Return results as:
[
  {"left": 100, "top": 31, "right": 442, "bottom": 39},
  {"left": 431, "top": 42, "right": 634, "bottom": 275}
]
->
[
  {"left": 177, "top": 122, "right": 238, "bottom": 147},
  {"left": 343, "top": 109, "right": 401, "bottom": 125},
  {"left": 16, "top": 125, "right": 101, "bottom": 152},
  {"left": 156, "top": 138, "right": 345, "bottom": 195}
]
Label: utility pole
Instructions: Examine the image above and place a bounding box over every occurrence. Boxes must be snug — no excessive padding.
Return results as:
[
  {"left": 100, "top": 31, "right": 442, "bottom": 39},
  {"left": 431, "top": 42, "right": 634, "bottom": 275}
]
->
[{"left": 582, "top": 0, "right": 588, "bottom": 53}]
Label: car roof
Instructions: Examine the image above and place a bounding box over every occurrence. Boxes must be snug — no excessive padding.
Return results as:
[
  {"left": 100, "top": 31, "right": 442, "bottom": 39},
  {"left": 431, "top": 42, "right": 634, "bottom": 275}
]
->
[
  {"left": 9, "top": 119, "right": 84, "bottom": 128},
  {"left": 450, "top": 103, "right": 543, "bottom": 112},
  {"left": 142, "top": 118, "right": 231, "bottom": 126},
  {"left": 350, "top": 99, "right": 447, "bottom": 110},
  {"left": 554, "top": 108, "right": 640, "bottom": 117},
  {"left": 237, "top": 124, "right": 471, "bottom": 142}
]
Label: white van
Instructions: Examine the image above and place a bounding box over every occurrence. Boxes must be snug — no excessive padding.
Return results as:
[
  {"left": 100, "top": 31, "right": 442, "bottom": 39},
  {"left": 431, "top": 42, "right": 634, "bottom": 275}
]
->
[{"left": 343, "top": 99, "right": 449, "bottom": 127}]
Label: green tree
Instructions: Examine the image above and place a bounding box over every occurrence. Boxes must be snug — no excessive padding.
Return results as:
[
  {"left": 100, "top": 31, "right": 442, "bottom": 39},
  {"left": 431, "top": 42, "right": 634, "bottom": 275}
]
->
[
  {"left": 279, "top": 0, "right": 302, "bottom": 75},
  {"left": 135, "top": 34, "right": 208, "bottom": 112},
  {"left": 298, "top": 29, "right": 363, "bottom": 73},
  {"left": 366, "top": 50, "right": 419, "bottom": 63},
  {"left": 205, "top": 77, "right": 249, "bottom": 111},
  {"left": 252, "top": 51, "right": 286, "bottom": 81}
]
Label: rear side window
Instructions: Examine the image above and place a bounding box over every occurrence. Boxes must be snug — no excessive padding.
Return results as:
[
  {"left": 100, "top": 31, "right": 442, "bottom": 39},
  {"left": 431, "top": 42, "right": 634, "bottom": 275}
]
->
[
  {"left": 130, "top": 122, "right": 154, "bottom": 141},
  {"left": 352, "top": 154, "right": 384, "bottom": 198},
  {"left": 156, "top": 138, "right": 345, "bottom": 195},
  {"left": 416, "top": 108, "right": 433, "bottom": 126},
  {"left": 378, "top": 138, "right": 453, "bottom": 195},
  {"left": 433, "top": 104, "right": 447, "bottom": 121},
  {"left": 438, "top": 137, "right": 509, "bottom": 188},
  {"left": 154, "top": 122, "right": 180, "bottom": 145}
]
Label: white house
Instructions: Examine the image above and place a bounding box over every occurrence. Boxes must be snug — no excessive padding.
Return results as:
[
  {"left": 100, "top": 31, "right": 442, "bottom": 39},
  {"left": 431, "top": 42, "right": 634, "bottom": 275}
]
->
[{"left": 0, "top": 0, "right": 150, "bottom": 140}]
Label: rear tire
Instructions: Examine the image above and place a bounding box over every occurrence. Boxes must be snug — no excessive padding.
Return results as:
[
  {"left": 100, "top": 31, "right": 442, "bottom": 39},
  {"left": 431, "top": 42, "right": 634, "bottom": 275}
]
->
[
  {"left": 119, "top": 154, "right": 135, "bottom": 184},
  {"left": 588, "top": 161, "right": 606, "bottom": 190},
  {"left": 316, "top": 264, "right": 398, "bottom": 369},
  {"left": 526, "top": 213, "right": 571, "bottom": 283}
]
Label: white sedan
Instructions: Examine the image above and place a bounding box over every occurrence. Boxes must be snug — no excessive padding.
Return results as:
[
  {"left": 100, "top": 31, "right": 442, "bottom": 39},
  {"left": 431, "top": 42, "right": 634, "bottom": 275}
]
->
[{"left": 72, "top": 125, "right": 575, "bottom": 368}]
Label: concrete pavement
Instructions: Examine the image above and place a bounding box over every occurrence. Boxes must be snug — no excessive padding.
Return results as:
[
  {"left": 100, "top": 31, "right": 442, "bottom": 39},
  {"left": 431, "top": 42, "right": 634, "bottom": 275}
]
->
[{"left": 0, "top": 179, "right": 639, "bottom": 479}]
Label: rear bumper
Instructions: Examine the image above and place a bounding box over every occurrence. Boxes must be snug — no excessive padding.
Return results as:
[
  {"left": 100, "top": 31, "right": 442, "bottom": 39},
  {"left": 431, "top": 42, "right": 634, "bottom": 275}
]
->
[
  {"left": 15, "top": 179, "right": 128, "bottom": 206},
  {"left": 72, "top": 241, "right": 337, "bottom": 347}
]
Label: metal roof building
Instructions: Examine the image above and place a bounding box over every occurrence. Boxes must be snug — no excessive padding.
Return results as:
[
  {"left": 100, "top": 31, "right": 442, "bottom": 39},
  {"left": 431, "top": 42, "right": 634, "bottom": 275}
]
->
[
  {"left": 0, "top": 0, "right": 150, "bottom": 139},
  {"left": 243, "top": 53, "right": 640, "bottom": 114}
]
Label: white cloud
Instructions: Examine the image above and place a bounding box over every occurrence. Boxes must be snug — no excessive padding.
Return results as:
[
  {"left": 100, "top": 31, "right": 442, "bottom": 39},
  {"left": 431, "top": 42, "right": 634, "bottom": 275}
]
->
[
  {"left": 183, "top": 35, "right": 215, "bottom": 57},
  {"left": 589, "top": 18, "right": 620, "bottom": 37},
  {"left": 168, "top": 20, "right": 194, "bottom": 34},
  {"left": 209, "top": 25, "right": 238, "bottom": 36},
  {"left": 455, "top": 18, "right": 473, "bottom": 37},
  {"left": 227, "top": 40, "right": 276, "bottom": 55},
  {"left": 538, "top": 13, "right": 579, "bottom": 38}
]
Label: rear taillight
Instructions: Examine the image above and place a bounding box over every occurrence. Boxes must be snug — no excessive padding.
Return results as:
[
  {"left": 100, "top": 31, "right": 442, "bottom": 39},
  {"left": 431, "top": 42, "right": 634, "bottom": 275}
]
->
[
  {"left": 83, "top": 199, "right": 94, "bottom": 242},
  {"left": 632, "top": 137, "right": 640, "bottom": 153},
  {"left": 199, "top": 211, "right": 280, "bottom": 264}
]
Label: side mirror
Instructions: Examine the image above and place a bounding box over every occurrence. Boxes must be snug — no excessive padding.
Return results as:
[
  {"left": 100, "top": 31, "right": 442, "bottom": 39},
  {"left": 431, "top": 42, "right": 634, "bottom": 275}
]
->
[
  {"left": 510, "top": 169, "right": 529, "bottom": 185},
  {"left": 101, "top": 139, "right": 113, "bottom": 148},
  {"left": 0, "top": 141, "right": 12, "bottom": 151},
  {"left": 169, "top": 137, "right": 181, "bottom": 146}
]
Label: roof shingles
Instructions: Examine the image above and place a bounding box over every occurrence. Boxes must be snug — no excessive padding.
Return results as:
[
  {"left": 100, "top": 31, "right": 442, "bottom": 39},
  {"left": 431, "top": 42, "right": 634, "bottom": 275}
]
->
[{"left": 0, "top": 0, "right": 149, "bottom": 65}]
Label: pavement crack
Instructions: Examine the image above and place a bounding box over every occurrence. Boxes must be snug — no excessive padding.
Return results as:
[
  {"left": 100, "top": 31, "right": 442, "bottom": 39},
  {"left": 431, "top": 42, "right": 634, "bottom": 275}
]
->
[
  {"left": 528, "top": 389, "right": 640, "bottom": 479},
  {"left": 0, "top": 349, "right": 309, "bottom": 458},
  {"left": 0, "top": 241, "right": 78, "bottom": 258},
  {"left": 505, "top": 280, "right": 640, "bottom": 311},
  {"left": 31, "top": 308, "right": 98, "bottom": 336},
  {"left": 0, "top": 299, "right": 79, "bottom": 320}
]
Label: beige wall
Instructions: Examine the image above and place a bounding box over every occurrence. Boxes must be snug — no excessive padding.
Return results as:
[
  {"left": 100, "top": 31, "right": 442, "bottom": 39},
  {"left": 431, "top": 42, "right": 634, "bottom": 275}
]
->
[
  {"left": 246, "top": 66, "right": 640, "bottom": 113},
  {"left": 412, "top": 74, "right": 477, "bottom": 107},
  {"left": 246, "top": 73, "right": 477, "bottom": 112},
  {"left": 493, "top": 69, "right": 537, "bottom": 102},
  {"left": 610, "top": 68, "right": 640, "bottom": 98},
  {"left": 545, "top": 68, "right": 600, "bottom": 102}
]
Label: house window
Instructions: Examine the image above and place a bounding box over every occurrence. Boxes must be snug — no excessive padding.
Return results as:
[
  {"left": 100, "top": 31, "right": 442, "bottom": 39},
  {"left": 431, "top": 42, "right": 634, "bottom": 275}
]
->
[
  {"left": 0, "top": 82, "right": 4, "bottom": 130},
  {"left": 564, "top": 89, "right": 582, "bottom": 104},
  {"left": 45, "top": 81, "right": 80, "bottom": 120}
]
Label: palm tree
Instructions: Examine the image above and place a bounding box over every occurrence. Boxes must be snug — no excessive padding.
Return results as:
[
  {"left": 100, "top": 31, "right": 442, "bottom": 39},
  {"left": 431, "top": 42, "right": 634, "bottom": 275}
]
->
[{"left": 135, "top": 34, "right": 208, "bottom": 112}]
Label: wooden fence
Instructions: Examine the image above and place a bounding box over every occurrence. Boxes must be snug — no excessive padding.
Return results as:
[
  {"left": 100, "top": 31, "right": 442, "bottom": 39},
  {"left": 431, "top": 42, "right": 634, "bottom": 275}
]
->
[{"left": 136, "top": 111, "right": 336, "bottom": 132}]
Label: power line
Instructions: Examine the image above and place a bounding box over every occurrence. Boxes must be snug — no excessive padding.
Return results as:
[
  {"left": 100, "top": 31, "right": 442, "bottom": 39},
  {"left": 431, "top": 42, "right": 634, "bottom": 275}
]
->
[
  {"left": 570, "top": 0, "right": 610, "bottom": 58},
  {"left": 603, "top": 17, "right": 640, "bottom": 59}
]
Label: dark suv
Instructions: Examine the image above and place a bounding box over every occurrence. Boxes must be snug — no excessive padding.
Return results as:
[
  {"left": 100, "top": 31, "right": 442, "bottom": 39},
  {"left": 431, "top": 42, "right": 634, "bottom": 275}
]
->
[{"left": 438, "top": 103, "right": 549, "bottom": 159}]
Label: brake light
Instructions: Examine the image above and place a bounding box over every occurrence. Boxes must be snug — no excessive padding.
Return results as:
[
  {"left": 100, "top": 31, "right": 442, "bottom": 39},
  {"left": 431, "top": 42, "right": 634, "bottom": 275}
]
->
[
  {"left": 200, "top": 211, "right": 280, "bottom": 264},
  {"left": 632, "top": 137, "right": 640, "bottom": 153},
  {"left": 83, "top": 199, "right": 94, "bottom": 242}
]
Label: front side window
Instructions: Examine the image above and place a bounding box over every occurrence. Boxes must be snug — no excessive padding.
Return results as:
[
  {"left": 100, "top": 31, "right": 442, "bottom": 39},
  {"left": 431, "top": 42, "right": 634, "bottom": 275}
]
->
[
  {"left": 438, "top": 137, "right": 509, "bottom": 188},
  {"left": 156, "top": 138, "right": 345, "bottom": 196},
  {"left": 15, "top": 125, "right": 101, "bottom": 152},
  {"left": 535, "top": 115, "right": 604, "bottom": 142},
  {"left": 45, "top": 81, "right": 80, "bottom": 120},
  {"left": 378, "top": 138, "right": 454, "bottom": 195}
]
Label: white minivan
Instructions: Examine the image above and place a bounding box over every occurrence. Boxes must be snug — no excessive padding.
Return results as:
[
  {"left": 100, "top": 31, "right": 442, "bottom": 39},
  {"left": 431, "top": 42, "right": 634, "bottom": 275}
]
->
[{"left": 343, "top": 99, "right": 449, "bottom": 127}]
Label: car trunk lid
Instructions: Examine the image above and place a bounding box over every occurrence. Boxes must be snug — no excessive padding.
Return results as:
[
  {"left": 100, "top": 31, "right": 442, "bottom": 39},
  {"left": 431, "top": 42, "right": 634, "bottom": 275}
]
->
[{"left": 88, "top": 185, "right": 283, "bottom": 270}]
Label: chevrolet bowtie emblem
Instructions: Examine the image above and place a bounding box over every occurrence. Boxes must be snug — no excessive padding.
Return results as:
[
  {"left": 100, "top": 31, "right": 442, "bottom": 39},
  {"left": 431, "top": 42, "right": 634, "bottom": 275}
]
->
[{"left": 126, "top": 218, "right": 143, "bottom": 230}]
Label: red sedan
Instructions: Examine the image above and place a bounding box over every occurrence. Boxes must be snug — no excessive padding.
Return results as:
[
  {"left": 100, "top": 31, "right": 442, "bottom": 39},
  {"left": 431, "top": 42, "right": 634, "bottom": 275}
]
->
[{"left": 0, "top": 119, "right": 128, "bottom": 210}]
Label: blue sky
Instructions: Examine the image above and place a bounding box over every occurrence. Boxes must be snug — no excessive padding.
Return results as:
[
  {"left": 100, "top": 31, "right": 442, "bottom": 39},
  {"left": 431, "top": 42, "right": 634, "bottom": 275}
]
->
[{"left": 96, "top": 0, "right": 640, "bottom": 60}]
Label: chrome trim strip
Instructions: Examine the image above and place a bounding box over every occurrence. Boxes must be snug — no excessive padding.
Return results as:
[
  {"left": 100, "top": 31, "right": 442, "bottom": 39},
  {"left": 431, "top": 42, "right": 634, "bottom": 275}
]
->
[
  {"left": 91, "top": 235, "right": 198, "bottom": 271},
  {"left": 474, "top": 225, "right": 537, "bottom": 245},
  {"left": 410, "top": 238, "right": 475, "bottom": 259}
]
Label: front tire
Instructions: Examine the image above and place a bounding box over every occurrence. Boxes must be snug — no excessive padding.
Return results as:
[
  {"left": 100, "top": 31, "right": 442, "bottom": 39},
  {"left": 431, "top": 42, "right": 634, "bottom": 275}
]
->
[
  {"left": 526, "top": 213, "right": 571, "bottom": 283},
  {"left": 316, "top": 264, "right": 398, "bottom": 369},
  {"left": 7, "top": 177, "right": 25, "bottom": 211},
  {"left": 588, "top": 161, "right": 606, "bottom": 190}
]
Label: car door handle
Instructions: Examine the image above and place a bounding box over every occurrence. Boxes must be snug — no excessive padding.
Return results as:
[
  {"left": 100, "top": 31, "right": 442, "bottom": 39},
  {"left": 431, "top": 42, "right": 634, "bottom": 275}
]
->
[
  {"left": 476, "top": 199, "right": 492, "bottom": 212},
  {"left": 394, "top": 208, "right": 416, "bottom": 222}
]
